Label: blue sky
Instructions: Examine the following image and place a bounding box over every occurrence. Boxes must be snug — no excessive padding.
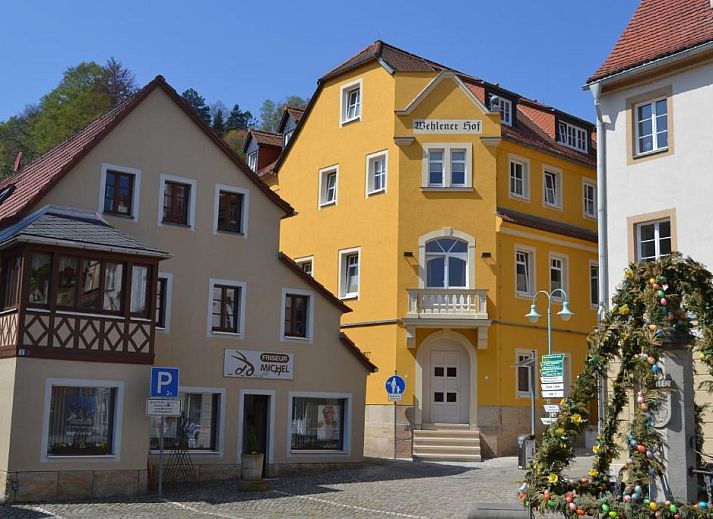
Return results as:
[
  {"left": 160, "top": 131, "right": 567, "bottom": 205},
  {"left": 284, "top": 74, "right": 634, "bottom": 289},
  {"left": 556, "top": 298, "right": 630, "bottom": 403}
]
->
[{"left": 0, "top": 1, "right": 638, "bottom": 122}]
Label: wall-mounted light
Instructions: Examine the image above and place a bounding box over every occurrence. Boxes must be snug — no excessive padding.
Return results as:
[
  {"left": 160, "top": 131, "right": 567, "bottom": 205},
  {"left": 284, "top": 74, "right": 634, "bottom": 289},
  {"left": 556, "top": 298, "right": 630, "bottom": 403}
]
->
[
  {"left": 481, "top": 252, "right": 492, "bottom": 258},
  {"left": 403, "top": 251, "right": 414, "bottom": 257}
]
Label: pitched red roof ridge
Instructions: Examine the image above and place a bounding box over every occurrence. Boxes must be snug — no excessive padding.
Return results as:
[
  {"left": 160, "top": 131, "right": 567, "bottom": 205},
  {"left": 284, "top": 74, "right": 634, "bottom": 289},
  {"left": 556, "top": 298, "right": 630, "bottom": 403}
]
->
[
  {"left": 339, "top": 332, "right": 378, "bottom": 373},
  {"left": 589, "top": 0, "right": 713, "bottom": 83},
  {"left": 0, "top": 76, "right": 294, "bottom": 226}
]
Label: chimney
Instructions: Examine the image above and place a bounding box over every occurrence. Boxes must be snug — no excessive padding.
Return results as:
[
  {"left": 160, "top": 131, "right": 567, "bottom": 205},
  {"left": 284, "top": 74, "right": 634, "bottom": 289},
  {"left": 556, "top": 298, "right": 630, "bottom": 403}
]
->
[{"left": 12, "top": 152, "right": 22, "bottom": 174}]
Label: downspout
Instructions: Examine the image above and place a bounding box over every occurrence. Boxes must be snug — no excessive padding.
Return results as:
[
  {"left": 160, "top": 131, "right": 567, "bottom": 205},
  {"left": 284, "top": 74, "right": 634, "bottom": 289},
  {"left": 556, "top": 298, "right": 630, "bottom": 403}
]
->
[{"left": 589, "top": 81, "right": 608, "bottom": 435}]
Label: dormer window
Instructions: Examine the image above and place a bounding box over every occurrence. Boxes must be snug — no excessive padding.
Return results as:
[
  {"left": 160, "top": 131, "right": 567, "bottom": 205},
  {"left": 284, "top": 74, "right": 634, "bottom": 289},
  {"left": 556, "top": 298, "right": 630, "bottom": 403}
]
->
[
  {"left": 247, "top": 152, "right": 257, "bottom": 171},
  {"left": 489, "top": 95, "right": 512, "bottom": 126},
  {"left": 557, "top": 121, "right": 588, "bottom": 153},
  {"left": 340, "top": 80, "right": 362, "bottom": 125},
  {"left": 283, "top": 129, "right": 295, "bottom": 147}
]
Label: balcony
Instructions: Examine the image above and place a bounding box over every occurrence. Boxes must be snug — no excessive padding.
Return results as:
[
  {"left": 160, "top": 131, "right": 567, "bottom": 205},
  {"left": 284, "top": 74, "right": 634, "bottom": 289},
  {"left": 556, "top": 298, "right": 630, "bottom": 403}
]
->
[{"left": 405, "top": 288, "right": 491, "bottom": 348}]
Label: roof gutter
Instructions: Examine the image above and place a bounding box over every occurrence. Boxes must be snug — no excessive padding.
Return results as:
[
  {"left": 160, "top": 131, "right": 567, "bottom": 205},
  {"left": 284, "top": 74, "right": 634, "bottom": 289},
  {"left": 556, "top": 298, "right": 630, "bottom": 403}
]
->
[
  {"left": 0, "top": 235, "right": 171, "bottom": 258},
  {"left": 585, "top": 39, "right": 713, "bottom": 88}
]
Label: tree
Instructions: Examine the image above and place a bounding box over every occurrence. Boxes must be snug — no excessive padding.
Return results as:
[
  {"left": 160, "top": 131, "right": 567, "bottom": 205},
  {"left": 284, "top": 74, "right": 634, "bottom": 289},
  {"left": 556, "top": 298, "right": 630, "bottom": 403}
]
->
[
  {"left": 223, "top": 129, "right": 248, "bottom": 159},
  {"left": 100, "top": 57, "right": 137, "bottom": 106},
  {"left": 210, "top": 101, "right": 228, "bottom": 136},
  {"left": 225, "top": 104, "right": 255, "bottom": 132},
  {"left": 259, "top": 95, "right": 308, "bottom": 132},
  {"left": 181, "top": 88, "right": 211, "bottom": 125}
]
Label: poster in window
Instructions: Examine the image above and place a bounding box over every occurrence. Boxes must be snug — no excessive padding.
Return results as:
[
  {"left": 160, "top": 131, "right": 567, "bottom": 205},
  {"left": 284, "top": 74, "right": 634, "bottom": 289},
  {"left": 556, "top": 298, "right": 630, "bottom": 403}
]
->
[
  {"left": 317, "top": 404, "right": 340, "bottom": 442},
  {"left": 65, "top": 392, "right": 96, "bottom": 427}
]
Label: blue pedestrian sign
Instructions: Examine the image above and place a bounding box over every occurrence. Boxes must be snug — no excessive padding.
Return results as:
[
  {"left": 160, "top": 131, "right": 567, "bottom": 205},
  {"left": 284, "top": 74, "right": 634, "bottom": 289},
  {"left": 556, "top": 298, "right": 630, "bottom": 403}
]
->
[
  {"left": 150, "top": 367, "right": 180, "bottom": 397},
  {"left": 386, "top": 375, "right": 406, "bottom": 401}
]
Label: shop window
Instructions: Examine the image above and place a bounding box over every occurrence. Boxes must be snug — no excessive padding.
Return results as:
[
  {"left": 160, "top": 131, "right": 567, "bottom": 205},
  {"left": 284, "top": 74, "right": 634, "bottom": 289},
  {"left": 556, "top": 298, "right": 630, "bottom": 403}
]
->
[
  {"left": 1, "top": 254, "right": 20, "bottom": 310},
  {"left": 28, "top": 252, "right": 51, "bottom": 306},
  {"left": 290, "top": 396, "right": 347, "bottom": 451},
  {"left": 150, "top": 392, "right": 221, "bottom": 451},
  {"left": 47, "top": 385, "right": 117, "bottom": 456}
]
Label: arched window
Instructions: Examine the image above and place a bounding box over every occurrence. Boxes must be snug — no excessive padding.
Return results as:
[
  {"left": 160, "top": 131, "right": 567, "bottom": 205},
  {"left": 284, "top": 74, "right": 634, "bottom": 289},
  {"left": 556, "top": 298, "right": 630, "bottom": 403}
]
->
[{"left": 425, "top": 239, "right": 468, "bottom": 288}]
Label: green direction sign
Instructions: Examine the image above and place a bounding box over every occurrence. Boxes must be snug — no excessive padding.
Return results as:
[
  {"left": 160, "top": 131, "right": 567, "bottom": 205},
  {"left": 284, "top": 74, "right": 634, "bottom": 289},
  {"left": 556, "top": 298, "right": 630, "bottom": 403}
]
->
[{"left": 541, "top": 353, "right": 565, "bottom": 377}]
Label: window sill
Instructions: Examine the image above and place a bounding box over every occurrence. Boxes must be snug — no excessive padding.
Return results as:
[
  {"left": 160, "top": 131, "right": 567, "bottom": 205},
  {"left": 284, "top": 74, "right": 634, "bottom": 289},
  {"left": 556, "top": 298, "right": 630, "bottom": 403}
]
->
[
  {"left": 55, "top": 310, "right": 125, "bottom": 320},
  {"left": 318, "top": 201, "right": 337, "bottom": 209},
  {"left": 508, "top": 193, "right": 530, "bottom": 201},
  {"left": 340, "top": 116, "right": 361, "bottom": 127},
  {"left": 160, "top": 220, "right": 194, "bottom": 230},
  {"left": 156, "top": 326, "right": 169, "bottom": 334},
  {"left": 289, "top": 449, "right": 349, "bottom": 455},
  {"left": 366, "top": 188, "right": 386, "bottom": 197},
  {"left": 150, "top": 449, "right": 220, "bottom": 456},
  {"left": 215, "top": 229, "right": 245, "bottom": 237},
  {"left": 339, "top": 294, "right": 359, "bottom": 301},
  {"left": 46, "top": 454, "right": 117, "bottom": 461},
  {"left": 544, "top": 203, "right": 563, "bottom": 211},
  {"left": 210, "top": 331, "right": 243, "bottom": 338},
  {"left": 103, "top": 211, "right": 134, "bottom": 220},
  {"left": 634, "top": 147, "right": 669, "bottom": 160},
  {"left": 282, "top": 335, "right": 313, "bottom": 344},
  {"left": 421, "top": 186, "right": 473, "bottom": 192}
]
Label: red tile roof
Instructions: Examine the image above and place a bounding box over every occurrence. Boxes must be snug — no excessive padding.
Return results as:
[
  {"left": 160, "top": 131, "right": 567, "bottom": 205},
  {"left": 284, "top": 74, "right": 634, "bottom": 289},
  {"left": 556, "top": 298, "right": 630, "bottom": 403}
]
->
[
  {"left": 278, "top": 252, "right": 352, "bottom": 313},
  {"left": 0, "top": 76, "right": 294, "bottom": 226},
  {"left": 257, "top": 160, "right": 277, "bottom": 177},
  {"left": 286, "top": 107, "right": 304, "bottom": 124},
  {"left": 589, "top": 0, "right": 713, "bottom": 82},
  {"left": 339, "top": 333, "right": 378, "bottom": 373},
  {"left": 247, "top": 129, "right": 283, "bottom": 148}
]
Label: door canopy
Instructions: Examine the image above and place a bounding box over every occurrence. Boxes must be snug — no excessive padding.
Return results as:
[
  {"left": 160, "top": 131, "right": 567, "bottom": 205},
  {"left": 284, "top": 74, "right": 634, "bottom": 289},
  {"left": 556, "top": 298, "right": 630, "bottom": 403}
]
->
[{"left": 520, "top": 253, "right": 713, "bottom": 517}]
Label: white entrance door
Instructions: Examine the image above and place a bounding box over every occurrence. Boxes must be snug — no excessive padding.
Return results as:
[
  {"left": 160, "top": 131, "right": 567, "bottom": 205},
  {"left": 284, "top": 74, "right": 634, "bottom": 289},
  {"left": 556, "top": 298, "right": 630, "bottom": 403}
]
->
[{"left": 430, "top": 350, "right": 461, "bottom": 423}]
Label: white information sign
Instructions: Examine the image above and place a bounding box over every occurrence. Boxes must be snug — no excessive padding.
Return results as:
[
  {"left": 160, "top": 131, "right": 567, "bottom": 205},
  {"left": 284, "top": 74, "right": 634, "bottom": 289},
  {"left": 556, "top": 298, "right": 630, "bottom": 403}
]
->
[
  {"left": 542, "top": 390, "right": 565, "bottom": 398},
  {"left": 412, "top": 119, "right": 482, "bottom": 134},
  {"left": 541, "top": 417, "right": 557, "bottom": 425},
  {"left": 388, "top": 393, "right": 402, "bottom": 402},
  {"left": 224, "top": 349, "right": 294, "bottom": 379},
  {"left": 540, "top": 376, "right": 564, "bottom": 384},
  {"left": 146, "top": 398, "right": 181, "bottom": 417},
  {"left": 541, "top": 383, "right": 565, "bottom": 391},
  {"left": 544, "top": 404, "right": 561, "bottom": 413}
]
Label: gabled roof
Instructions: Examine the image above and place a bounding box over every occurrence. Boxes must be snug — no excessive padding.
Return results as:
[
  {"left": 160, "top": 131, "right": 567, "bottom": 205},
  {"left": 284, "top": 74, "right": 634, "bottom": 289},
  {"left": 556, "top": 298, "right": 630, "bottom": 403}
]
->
[
  {"left": 0, "top": 206, "right": 170, "bottom": 257},
  {"left": 277, "top": 106, "right": 305, "bottom": 134},
  {"left": 0, "top": 76, "right": 294, "bottom": 227},
  {"left": 242, "top": 129, "right": 283, "bottom": 153},
  {"left": 339, "top": 333, "right": 378, "bottom": 373},
  {"left": 277, "top": 252, "right": 352, "bottom": 313},
  {"left": 588, "top": 0, "right": 713, "bottom": 83}
]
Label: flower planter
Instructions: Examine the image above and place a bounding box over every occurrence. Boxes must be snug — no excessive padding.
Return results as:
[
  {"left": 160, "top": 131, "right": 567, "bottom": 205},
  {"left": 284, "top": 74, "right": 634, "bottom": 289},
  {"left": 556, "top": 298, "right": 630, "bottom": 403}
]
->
[{"left": 240, "top": 453, "right": 264, "bottom": 481}]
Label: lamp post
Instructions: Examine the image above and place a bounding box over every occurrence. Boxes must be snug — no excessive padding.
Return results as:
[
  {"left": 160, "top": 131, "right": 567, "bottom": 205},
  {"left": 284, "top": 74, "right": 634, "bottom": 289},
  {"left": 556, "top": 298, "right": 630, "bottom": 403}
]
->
[{"left": 524, "top": 289, "right": 574, "bottom": 355}]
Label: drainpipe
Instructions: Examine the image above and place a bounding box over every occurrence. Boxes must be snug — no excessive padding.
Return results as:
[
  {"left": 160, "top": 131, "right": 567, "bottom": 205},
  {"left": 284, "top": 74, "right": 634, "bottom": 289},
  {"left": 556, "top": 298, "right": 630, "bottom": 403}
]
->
[{"left": 589, "top": 81, "right": 608, "bottom": 435}]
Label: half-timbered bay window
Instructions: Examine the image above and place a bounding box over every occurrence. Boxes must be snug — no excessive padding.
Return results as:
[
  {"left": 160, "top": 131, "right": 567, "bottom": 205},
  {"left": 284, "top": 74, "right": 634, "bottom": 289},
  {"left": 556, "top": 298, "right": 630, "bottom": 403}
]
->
[
  {"left": 47, "top": 385, "right": 117, "bottom": 456},
  {"left": 1, "top": 254, "right": 20, "bottom": 310}
]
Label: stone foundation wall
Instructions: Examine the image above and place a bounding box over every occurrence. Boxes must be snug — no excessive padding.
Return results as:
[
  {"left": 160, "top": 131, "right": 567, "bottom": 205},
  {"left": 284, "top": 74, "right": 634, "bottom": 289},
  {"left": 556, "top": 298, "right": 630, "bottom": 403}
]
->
[
  {"left": 1, "top": 469, "right": 147, "bottom": 503},
  {"left": 363, "top": 404, "right": 413, "bottom": 459}
]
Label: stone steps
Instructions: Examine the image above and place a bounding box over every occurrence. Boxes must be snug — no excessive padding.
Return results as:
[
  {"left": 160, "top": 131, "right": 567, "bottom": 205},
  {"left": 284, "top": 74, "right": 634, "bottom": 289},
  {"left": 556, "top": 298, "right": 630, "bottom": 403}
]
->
[{"left": 413, "top": 424, "right": 482, "bottom": 462}]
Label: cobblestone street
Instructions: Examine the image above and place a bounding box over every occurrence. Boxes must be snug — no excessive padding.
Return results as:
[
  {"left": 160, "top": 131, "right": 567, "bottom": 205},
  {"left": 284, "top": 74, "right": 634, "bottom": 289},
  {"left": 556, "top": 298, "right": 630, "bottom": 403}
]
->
[{"left": 1, "top": 457, "right": 593, "bottom": 518}]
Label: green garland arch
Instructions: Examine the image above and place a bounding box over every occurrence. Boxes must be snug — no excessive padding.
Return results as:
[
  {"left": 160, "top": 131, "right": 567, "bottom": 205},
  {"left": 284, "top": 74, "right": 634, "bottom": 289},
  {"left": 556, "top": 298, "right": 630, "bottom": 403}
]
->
[{"left": 520, "top": 253, "right": 713, "bottom": 518}]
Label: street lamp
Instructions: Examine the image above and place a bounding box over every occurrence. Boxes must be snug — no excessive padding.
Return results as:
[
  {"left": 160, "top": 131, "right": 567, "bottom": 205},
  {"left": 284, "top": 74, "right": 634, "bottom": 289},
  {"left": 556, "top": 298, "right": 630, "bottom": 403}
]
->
[{"left": 525, "top": 289, "right": 574, "bottom": 355}]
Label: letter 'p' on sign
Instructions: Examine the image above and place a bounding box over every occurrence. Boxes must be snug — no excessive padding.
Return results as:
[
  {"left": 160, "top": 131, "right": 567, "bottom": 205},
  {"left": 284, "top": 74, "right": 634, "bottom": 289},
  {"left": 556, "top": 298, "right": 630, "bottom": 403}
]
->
[{"left": 150, "top": 367, "right": 180, "bottom": 397}]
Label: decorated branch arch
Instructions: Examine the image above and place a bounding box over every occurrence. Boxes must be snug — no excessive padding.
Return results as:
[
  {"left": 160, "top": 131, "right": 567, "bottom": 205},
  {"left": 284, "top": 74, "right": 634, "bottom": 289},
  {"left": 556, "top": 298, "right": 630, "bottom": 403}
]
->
[{"left": 520, "top": 253, "right": 713, "bottom": 518}]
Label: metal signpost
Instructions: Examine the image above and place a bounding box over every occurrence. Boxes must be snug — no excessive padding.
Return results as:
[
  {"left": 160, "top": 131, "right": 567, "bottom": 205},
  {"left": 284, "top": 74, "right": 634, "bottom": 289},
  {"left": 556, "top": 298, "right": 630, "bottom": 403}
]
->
[
  {"left": 385, "top": 373, "right": 406, "bottom": 460},
  {"left": 540, "top": 353, "right": 565, "bottom": 425},
  {"left": 148, "top": 367, "right": 180, "bottom": 498}
]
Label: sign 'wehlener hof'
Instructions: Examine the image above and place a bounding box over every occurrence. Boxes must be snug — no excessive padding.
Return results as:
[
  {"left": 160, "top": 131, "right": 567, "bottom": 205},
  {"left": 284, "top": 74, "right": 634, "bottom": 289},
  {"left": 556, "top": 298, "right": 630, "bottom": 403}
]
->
[
  {"left": 223, "top": 349, "right": 294, "bottom": 380},
  {"left": 412, "top": 119, "right": 482, "bottom": 134}
]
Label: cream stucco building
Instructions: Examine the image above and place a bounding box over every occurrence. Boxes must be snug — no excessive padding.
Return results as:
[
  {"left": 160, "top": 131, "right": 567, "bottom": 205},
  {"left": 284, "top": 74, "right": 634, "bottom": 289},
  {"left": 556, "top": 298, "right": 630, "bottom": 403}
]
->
[{"left": 0, "top": 76, "right": 375, "bottom": 503}]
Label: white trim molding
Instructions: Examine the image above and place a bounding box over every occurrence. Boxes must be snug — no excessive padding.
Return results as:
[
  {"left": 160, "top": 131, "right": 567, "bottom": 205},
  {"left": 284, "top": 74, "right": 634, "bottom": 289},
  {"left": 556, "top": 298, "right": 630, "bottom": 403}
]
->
[
  {"left": 339, "top": 79, "right": 363, "bottom": 126},
  {"left": 207, "top": 278, "right": 247, "bottom": 338},
  {"left": 280, "top": 287, "right": 315, "bottom": 343},
  {"left": 421, "top": 143, "right": 473, "bottom": 189},
  {"left": 508, "top": 154, "right": 530, "bottom": 201},
  {"left": 286, "top": 391, "right": 353, "bottom": 457},
  {"left": 157, "top": 173, "right": 198, "bottom": 230},
  {"left": 396, "top": 71, "right": 490, "bottom": 115},
  {"left": 41, "top": 378, "right": 125, "bottom": 463},
  {"left": 318, "top": 165, "right": 339, "bottom": 208},
  {"left": 548, "top": 252, "right": 569, "bottom": 301},
  {"left": 582, "top": 177, "right": 597, "bottom": 220},
  {"left": 98, "top": 163, "right": 142, "bottom": 222},
  {"left": 515, "top": 348, "right": 537, "bottom": 399},
  {"left": 156, "top": 271, "right": 173, "bottom": 334},
  {"left": 213, "top": 183, "right": 250, "bottom": 238},
  {"left": 514, "top": 243, "right": 537, "bottom": 299},
  {"left": 294, "top": 256, "right": 315, "bottom": 276},
  {"left": 338, "top": 247, "right": 361, "bottom": 300},
  {"left": 365, "top": 149, "right": 389, "bottom": 196},
  {"left": 542, "top": 165, "right": 563, "bottom": 211}
]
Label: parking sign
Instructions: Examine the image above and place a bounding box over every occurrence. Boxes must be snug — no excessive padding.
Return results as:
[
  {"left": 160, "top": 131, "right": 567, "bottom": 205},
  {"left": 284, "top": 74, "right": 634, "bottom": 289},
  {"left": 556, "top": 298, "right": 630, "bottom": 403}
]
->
[{"left": 150, "top": 367, "right": 180, "bottom": 397}]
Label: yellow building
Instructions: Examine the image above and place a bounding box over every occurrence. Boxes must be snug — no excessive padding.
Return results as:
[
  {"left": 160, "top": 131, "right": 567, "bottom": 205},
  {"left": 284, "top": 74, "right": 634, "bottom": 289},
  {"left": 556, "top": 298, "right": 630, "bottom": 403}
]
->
[{"left": 270, "top": 41, "right": 598, "bottom": 458}]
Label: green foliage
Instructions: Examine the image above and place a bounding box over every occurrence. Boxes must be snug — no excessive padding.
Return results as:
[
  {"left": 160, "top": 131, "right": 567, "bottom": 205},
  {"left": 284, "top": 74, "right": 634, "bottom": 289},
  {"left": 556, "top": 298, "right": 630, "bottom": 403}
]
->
[
  {"left": 225, "top": 104, "right": 255, "bottom": 132},
  {"left": 259, "top": 95, "right": 308, "bottom": 132},
  {"left": 245, "top": 425, "right": 261, "bottom": 454},
  {"left": 520, "top": 253, "right": 713, "bottom": 517},
  {"left": 224, "top": 129, "right": 248, "bottom": 159},
  {"left": 181, "top": 88, "right": 211, "bottom": 125}
]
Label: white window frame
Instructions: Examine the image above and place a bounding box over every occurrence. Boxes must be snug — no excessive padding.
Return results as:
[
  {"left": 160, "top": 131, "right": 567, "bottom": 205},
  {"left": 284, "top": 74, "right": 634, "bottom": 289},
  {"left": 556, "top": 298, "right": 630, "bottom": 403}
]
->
[
  {"left": 549, "top": 253, "right": 569, "bottom": 301},
  {"left": 286, "top": 391, "right": 352, "bottom": 457},
  {"left": 41, "top": 378, "right": 124, "bottom": 463},
  {"left": 98, "top": 163, "right": 142, "bottom": 222},
  {"left": 516, "top": 349, "right": 537, "bottom": 399},
  {"left": 283, "top": 130, "right": 295, "bottom": 147},
  {"left": 213, "top": 184, "right": 250, "bottom": 238},
  {"left": 589, "top": 261, "right": 599, "bottom": 310},
  {"left": 583, "top": 179, "right": 597, "bottom": 219},
  {"left": 542, "top": 167, "right": 562, "bottom": 210},
  {"left": 338, "top": 247, "right": 361, "bottom": 300},
  {"left": 514, "top": 245, "right": 536, "bottom": 298},
  {"left": 294, "top": 256, "right": 314, "bottom": 276},
  {"left": 636, "top": 218, "right": 672, "bottom": 261},
  {"left": 156, "top": 271, "right": 173, "bottom": 333},
  {"left": 280, "top": 287, "right": 315, "bottom": 343},
  {"left": 508, "top": 155, "right": 530, "bottom": 200},
  {"left": 365, "top": 150, "right": 388, "bottom": 196},
  {"left": 318, "top": 165, "right": 339, "bottom": 208},
  {"left": 421, "top": 143, "right": 473, "bottom": 189},
  {"left": 634, "top": 97, "right": 669, "bottom": 156},
  {"left": 150, "top": 386, "right": 226, "bottom": 456},
  {"left": 247, "top": 151, "right": 257, "bottom": 171},
  {"left": 490, "top": 95, "right": 512, "bottom": 126},
  {"left": 340, "top": 79, "right": 362, "bottom": 126},
  {"left": 557, "top": 121, "right": 589, "bottom": 153},
  {"left": 207, "top": 278, "right": 247, "bottom": 338},
  {"left": 157, "top": 174, "right": 197, "bottom": 230}
]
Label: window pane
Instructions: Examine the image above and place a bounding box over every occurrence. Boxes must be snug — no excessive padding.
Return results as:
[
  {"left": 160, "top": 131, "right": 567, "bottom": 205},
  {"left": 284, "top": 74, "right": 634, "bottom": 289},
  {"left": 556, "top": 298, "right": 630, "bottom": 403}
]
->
[
  {"left": 150, "top": 392, "right": 220, "bottom": 451},
  {"left": 29, "top": 253, "right": 51, "bottom": 305},
  {"left": 640, "top": 240, "right": 656, "bottom": 259},
  {"left": 448, "top": 257, "right": 467, "bottom": 287},
  {"left": 1, "top": 255, "right": 20, "bottom": 309},
  {"left": 78, "top": 259, "right": 101, "bottom": 310},
  {"left": 426, "top": 257, "right": 445, "bottom": 288},
  {"left": 48, "top": 386, "right": 115, "bottom": 456},
  {"left": 103, "top": 262, "right": 123, "bottom": 312},
  {"left": 640, "top": 223, "right": 655, "bottom": 241},
  {"left": 218, "top": 191, "right": 243, "bottom": 233},
  {"left": 56, "top": 256, "right": 78, "bottom": 307},
  {"left": 447, "top": 367, "right": 457, "bottom": 377},
  {"left": 118, "top": 175, "right": 132, "bottom": 215},
  {"left": 291, "top": 397, "right": 345, "bottom": 451},
  {"left": 434, "top": 367, "right": 444, "bottom": 377},
  {"left": 156, "top": 277, "right": 167, "bottom": 327},
  {"left": 429, "top": 150, "right": 444, "bottom": 185},
  {"left": 130, "top": 265, "right": 149, "bottom": 317},
  {"left": 518, "top": 365, "right": 530, "bottom": 392},
  {"left": 345, "top": 255, "right": 359, "bottom": 294},
  {"left": 434, "top": 392, "right": 444, "bottom": 402},
  {"left": 590, "top": 265, "right": 599, "bottom": 306},
  {"left": 451, "top": 149, "right": 466, "bottom": 186},
  {"left": 655, "top": 99, "right": 667, "bottom": 116},
  {"left": 446, "top": 393, "right": 457, "bottom": 402}
]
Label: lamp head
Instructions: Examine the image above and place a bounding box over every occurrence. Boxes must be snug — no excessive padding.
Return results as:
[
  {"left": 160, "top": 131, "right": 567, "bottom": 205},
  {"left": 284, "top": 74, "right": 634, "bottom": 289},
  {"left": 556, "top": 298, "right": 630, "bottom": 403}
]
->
[
  {"left": 525, "top": 304, "right": 541, "bottom": 323},
  {"left": 557, "top": 301, "right": 574, "bottom": 321}
]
